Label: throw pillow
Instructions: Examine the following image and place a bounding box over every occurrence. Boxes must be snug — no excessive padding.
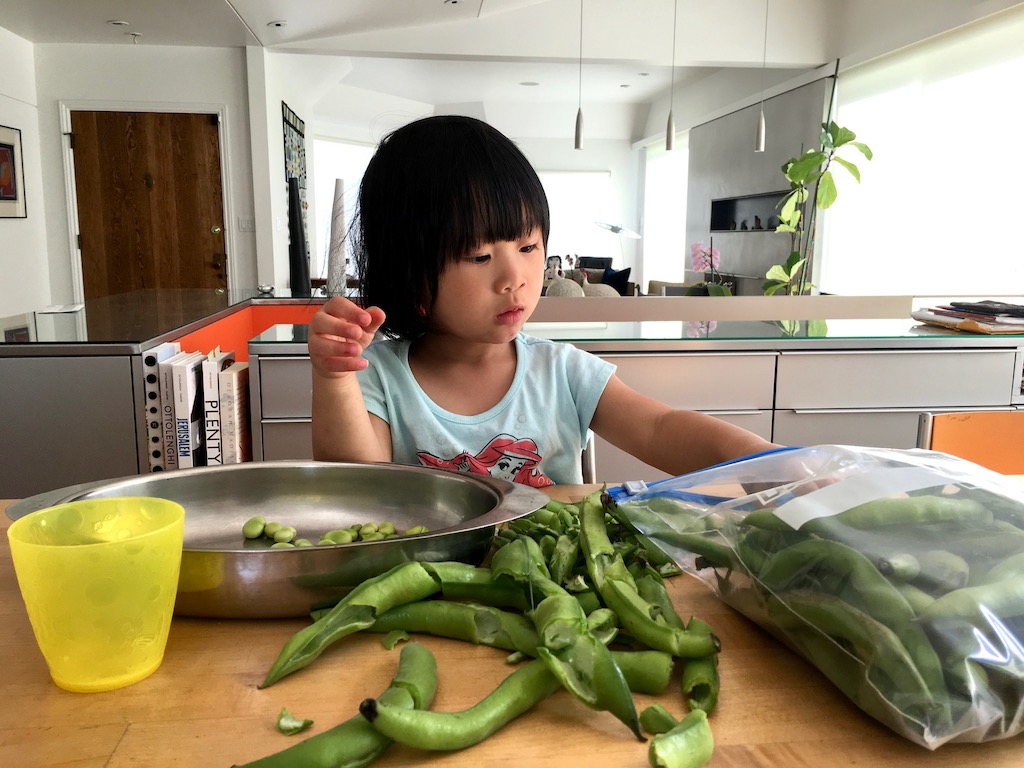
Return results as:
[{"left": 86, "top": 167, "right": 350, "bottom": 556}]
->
[{"left": 602, "top": 267, "right": 632, "bottom": 296}]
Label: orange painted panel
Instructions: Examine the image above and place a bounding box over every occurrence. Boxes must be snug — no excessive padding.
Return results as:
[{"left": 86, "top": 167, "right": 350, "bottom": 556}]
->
[
  {"left": 928, "top": 411, "right": 1024, "bottom": 474},
  {"left": 174, "top": 302, "right": 322, "bottom": 362}
]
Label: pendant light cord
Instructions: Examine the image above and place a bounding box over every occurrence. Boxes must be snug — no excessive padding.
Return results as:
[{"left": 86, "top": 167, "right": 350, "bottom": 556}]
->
[
  {"left": 578, "top": 0, "right": 583, "bottom": 111},
  {"left": 758, "top": 0, "right": 769, "bottom": 109},
  {"left": 670, "top": 0, "right": 678, "bottom": 110}
]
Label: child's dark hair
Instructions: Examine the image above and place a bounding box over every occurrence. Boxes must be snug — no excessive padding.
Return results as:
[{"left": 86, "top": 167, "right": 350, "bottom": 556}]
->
[{"left": 352, "top": 115, "right": 550, "bottom": 340}]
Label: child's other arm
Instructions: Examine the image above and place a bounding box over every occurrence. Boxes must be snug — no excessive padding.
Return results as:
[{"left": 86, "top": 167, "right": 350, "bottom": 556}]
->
[
  {"left": 309, "top": 297, "right": 392, "bottom": 462},
  {"left": 590, "top": 375, "right": 778, "bottom": 477}
]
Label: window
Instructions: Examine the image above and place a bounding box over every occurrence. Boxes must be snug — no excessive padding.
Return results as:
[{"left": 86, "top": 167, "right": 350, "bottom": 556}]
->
[
  {"left": 311, "top": 138, "right": 374, "bottom": 283},
  {"left": 642, "top": 135, "right": 689, "bottom": 286},
  {"left": 823, "top": 8, "right": 1024, "bottom": 296},
  {"left": 538, "top": 171, "right": 617, "bottom": 264}
]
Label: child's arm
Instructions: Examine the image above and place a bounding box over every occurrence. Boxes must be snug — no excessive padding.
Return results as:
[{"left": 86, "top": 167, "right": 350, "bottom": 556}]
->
[
  {"left": 308, "top": 296, "right": 392, "bottom": 462},
  {"left": 590, "top": 375, "right": 778, "bottom": 477}
]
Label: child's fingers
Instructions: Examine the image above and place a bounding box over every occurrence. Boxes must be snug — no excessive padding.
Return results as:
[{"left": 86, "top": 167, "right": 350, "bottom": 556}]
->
[{"left": 309, "top": 336, "right": 369, "bottom": 374}]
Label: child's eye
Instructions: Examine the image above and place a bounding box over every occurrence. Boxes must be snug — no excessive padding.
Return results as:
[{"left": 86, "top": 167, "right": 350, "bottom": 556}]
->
[
  {"left": 520, "top": 243, "right": 538, "bottom": 253},
  {"left": 466, "top": 253, "right": 490, "bottom": 264}
]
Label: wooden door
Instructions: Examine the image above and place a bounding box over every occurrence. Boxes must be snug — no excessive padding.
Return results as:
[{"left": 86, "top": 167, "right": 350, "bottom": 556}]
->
[{"left": 70, "top": 111, "right": 228, "bottom": 301}]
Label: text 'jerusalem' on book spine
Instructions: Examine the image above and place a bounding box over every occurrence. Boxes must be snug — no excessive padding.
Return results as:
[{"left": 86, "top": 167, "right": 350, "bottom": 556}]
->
[{"left": 177, "top": 419, "right": 191, "bottom": 458}]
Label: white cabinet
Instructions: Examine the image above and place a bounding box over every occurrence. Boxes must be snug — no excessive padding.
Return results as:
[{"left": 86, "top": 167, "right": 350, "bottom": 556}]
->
[
  {"left": 248, "top": 355, "right": 313, "bottom": 461},
  {"left": 248, "top": 328, "right": 1024, "bottom": 478},
  {"left": 773, "top": 349, "right": 1019, "bottom": 448},
  {"left": 594, "top": 353, "right": 776, "bottom": 484}
]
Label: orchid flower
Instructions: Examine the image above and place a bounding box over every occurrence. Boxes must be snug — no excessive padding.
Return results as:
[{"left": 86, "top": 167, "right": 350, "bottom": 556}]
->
[{"left": 690, "top": 242, "right": 721, "bottom": 273}]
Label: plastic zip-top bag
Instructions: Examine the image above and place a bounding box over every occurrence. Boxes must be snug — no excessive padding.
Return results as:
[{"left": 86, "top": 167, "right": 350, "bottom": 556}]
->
[{"left": 608, "top": 445, "right": 1024, "bottom": 749}]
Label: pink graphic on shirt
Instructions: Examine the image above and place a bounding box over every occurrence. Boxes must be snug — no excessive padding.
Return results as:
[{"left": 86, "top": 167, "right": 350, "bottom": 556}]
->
[{"left": 418, "top": 434, "right": 553, "bottom": 488}]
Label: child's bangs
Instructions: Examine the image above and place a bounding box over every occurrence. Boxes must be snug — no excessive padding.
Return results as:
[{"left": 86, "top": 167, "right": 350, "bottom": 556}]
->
[{"left": 446, "top": 173, "right": 548, "bottom": 259}]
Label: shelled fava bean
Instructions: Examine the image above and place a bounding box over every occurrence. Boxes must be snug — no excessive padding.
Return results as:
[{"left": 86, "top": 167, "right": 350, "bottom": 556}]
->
[{"left": 242, "top": 516, "right": 429, "bottom": 548}]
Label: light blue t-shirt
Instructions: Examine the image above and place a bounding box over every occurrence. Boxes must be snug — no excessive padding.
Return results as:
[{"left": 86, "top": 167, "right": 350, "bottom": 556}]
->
[{"left": 356, "top": 333, "right": 615, "bottom": 486}]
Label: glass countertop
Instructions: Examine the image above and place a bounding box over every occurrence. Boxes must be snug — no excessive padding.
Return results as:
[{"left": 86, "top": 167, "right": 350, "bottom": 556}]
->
[
  {"left": 0, "top": 288, "right": 308, "bottom": 346},
  {"left": 255, "top": 317, "right": 1023, "bottom": 346}
]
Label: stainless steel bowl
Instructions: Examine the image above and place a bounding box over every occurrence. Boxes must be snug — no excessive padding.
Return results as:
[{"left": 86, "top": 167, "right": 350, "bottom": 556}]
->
[{"left": 6, "top": 461, "right": 549, "bottom": 619}]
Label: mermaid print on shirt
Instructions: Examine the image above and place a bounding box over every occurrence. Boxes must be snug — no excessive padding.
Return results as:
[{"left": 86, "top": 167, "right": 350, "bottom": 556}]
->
[{"left": 417, "top": 434, "right": 553, "bottom": 488}]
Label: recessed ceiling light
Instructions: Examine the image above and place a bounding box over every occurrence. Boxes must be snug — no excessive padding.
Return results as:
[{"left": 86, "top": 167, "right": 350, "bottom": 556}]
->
[
  {"left": 638, "top": 72, "right": 650, "bottom": 77},
  {"left": 620, "top": 84, "right": 630, "bottom": 88},
  {"left": 267, "top": 20, "right": 287, "bottom": 28},
  {"left": 106, "top": 20, "right": 129, "bottom": 27},
  {"left": 519, "top": 81, "right": 540, "bottom": 87},
  {"left": 444, "top": 0, "right": 461, "bottom": 5}
]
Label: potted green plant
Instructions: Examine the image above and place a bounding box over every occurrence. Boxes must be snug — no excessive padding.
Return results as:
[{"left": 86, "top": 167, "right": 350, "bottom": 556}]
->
[{"left": 763, "top": 121, "right": 873, "bottom": 299}]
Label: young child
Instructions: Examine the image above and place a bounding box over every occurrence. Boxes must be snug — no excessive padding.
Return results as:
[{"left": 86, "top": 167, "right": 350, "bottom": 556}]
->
[{"left": 308, "top": 115, "right": 776, "bottom": 487}]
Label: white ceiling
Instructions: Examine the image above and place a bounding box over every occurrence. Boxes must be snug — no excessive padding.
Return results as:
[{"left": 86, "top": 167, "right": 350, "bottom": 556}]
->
[{"left": 0, "top": 0, "right": 826, "bottom": 113}]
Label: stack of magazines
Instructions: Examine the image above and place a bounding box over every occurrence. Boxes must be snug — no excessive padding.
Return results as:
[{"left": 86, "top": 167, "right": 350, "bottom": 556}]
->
[{"left": 912, "top": 300, "right": 1024, "bottom": 334}]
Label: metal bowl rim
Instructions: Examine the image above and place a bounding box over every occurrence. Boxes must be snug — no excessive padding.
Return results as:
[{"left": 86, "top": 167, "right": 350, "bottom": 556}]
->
[{"left": 6, "top": 460, "right": 550, "bottom": 553}]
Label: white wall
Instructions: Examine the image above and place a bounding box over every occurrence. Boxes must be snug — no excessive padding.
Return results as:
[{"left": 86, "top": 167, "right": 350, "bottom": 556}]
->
[
  {"left": 32, "top": 43, "right": 257, "bottom": 303},
  {"left": 0, "top": 27, "right": 50, "bottom": 317},
  {"left": 517, "top": 137, "right": 642, "bottom": 279}
]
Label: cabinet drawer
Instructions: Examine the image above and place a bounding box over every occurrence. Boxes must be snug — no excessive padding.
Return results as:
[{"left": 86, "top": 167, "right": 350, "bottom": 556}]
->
[
  {"left": 259, "top": 357, "right": 313, "bottom": 418},
  {"left": 774, "top": 409, "right": 929, "bottom": 449},
  {"left": 261, "top": 420, "right": 313, "bottom": 460},
  {"left": 776, "top": 350, "right": 1016, "bottom": 408},
  {"left": 601, "top": 353, "right": 776, "bottom": 409},
  {"left": 594, "top": 410, "right": 774, "bottom": 485}
]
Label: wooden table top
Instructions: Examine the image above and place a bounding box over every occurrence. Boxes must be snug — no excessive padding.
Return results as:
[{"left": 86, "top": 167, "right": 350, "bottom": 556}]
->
[{"left": 4, "top": 488, "right": 1024, "bottom": 767}]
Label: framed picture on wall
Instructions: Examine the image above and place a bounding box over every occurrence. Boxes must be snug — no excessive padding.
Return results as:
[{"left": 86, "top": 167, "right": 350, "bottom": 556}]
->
[{"left": 0, "top": 124, "right": 27, "bottom": 218}]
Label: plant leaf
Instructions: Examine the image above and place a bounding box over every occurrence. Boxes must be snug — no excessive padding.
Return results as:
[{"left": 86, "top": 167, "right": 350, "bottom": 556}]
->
[
  {"left": 765, "top": 265, "right": 792, "bottom": 282},
  {"left": 833, "top": 156, "right": 861, "bottom": 183},
  {"left": 851, "top": 141, "right": 873, "bottom": 160},
  {"left": 786, "top": 151, "right": 827, "bottom": 183},
  {"left": 783, "top": 251, "right": 804, "bottom": 271},
  {"left": 778, "top": 190, "right": 801, "bottom": 222},
  {"left": 706, "top": 283, "right": 732, "bottom": 297},
  {"left": 816, "top": 171, "right": 838, "bottom": 209},
  {"left": 832, "top": 125, "right": 857, "bottom": 146},
  {"left": 807, "top": 319, "right": 829, "bottom": 337}
]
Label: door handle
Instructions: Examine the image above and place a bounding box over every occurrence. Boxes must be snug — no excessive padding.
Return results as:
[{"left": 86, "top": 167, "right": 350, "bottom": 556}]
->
[{"left": 211, "top": 225, "right": 223, "bottom": 234}]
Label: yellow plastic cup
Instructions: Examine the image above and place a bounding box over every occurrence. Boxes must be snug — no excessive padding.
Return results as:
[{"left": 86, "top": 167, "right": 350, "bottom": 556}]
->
[{"left": 8, "top": 496, "right": 185, "bottom": 693}]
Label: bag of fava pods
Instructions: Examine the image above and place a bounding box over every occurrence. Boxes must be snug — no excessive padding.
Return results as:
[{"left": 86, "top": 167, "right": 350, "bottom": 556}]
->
[{"left": 607, "top": 444, "right": 1024, "bottom": 749}]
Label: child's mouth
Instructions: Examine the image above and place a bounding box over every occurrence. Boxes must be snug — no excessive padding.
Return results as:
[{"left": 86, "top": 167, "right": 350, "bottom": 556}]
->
[{"left": 497, "top": 307, "right": 524, "bottom": 325}]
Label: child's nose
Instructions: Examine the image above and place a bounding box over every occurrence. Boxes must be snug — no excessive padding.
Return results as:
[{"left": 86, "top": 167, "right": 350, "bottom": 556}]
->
[{"left": 497, "top": 257, "right": 527, "bottom": 292}]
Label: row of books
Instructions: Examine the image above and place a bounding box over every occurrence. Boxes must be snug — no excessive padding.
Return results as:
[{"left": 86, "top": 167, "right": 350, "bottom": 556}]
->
[
  {"left": 142, "top": 342, "right": 252, "bottom": 471},
  {"left": 911, "top": 300, "right": 1024, "bottom": 335}
]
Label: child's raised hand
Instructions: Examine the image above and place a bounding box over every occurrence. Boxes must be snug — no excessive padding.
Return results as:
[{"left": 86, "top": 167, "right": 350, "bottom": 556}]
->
[{"left": 308, "top": 296, "right": 386, "bottom": 377}]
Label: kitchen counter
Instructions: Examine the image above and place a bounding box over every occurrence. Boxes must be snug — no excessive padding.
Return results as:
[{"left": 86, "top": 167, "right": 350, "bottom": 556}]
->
[
  {"left": 251, "top": 315, "right": 1024, "bottom": 354},
  {"left": 4, "top": 488, "right": 1024, "bottom": 767},
  {"left": 0, "top": 291, "right": 325, "bottom": 499},
  {"left": 0, "top": 288, "right": 318, "bottom": 355}
]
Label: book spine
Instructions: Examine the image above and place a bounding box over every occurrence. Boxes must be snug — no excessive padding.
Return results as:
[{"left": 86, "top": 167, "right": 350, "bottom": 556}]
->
[
  {"left": 174, "top": 355, "right": 205, "bottom": 468},
  {"left": 220, "top": 363, "right": 251, "bottom": 464},
  {"left": 235, "top": 365, "right": 252, "bottom": 462},
  {"left": 142, "top": 342, "right": 180, "bottom": 471},
  {"left": 202, "top": 352, "right": 235, "bottom": 466},
  {"left": 219, "top": 368, "right": 238, "bottom": 464},
  {"left": 159, "top": 356, "right": 182, "bottom": 471}
]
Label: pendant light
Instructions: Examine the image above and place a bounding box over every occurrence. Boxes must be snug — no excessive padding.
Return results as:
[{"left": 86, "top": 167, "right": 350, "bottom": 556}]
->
[
  {"left": 666, "top": 0, "right": 678, "bottom": 150},
  {"left": 574, "top": 0, "right": 584, "bottom": 150},
  {"left": 755, "top": 0, "right": 770, "bottom": 152}
]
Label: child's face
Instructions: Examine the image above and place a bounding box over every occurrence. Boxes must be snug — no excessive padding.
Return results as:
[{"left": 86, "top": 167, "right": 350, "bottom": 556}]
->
[{"left": 430, "top": 227, "right": 545, "bottom": 344}]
